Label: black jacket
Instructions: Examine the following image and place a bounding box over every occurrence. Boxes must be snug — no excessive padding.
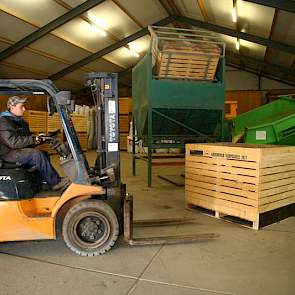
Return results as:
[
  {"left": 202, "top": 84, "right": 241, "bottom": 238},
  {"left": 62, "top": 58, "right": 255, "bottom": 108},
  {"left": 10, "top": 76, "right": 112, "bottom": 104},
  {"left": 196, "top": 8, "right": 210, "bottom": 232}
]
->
[{"left": 0, "top": 111, "right": 36, "bottom": 156}]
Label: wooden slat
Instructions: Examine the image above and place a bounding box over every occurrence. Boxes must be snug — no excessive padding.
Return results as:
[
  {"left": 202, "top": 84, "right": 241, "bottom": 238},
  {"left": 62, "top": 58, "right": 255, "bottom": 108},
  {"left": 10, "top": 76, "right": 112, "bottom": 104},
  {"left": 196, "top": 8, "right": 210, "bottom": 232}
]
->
[
  {"left": 259, "top": 189, "right": 295, "bottom": 205},
  {"left": 186, "top": 161, "right": 259, "bottom": 177},
  {"left": 259, "top": 196, "right": 295, "bottom": 213},
  {"left": 187, "top": 154, "right": 258, "bottom": 169},
  {"left": 261, "top": 170, "right": 295, "bottom": 183},
  {"left": 260, "top": 176, "right": 295, "bottom": 190},
  {"left": 186, "top": 173, "right": 258, "bottom": 192},
  {"left": 185, "top": 192, "right": 258, "bottom": 222},
  {"left": 186, "top": 178, "right": 258, "bottom": 200},
  {"left": 160, "top": 59, "right": 218, "bottom": 66},
  {"left": 185, "top": 167, "right": 259, "bottom": 185}
]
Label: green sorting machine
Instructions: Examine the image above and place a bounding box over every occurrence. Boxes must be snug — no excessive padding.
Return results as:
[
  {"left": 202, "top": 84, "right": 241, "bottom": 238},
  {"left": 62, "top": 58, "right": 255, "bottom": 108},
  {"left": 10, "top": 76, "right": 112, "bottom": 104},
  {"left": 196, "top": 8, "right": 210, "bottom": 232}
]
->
[
  {"left": 232, "top": 96, "right": 295, "bottom": 145},
  {"left": 132, "top": 26, "right": 226, "bottom": 186}
]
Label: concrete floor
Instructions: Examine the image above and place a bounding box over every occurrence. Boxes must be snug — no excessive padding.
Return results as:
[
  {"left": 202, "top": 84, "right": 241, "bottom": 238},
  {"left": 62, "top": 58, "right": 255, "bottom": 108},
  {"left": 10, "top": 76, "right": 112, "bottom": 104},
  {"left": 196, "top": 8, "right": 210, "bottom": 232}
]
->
[{"left": 0, "top": 151, "right": 295, "bottom": 295}]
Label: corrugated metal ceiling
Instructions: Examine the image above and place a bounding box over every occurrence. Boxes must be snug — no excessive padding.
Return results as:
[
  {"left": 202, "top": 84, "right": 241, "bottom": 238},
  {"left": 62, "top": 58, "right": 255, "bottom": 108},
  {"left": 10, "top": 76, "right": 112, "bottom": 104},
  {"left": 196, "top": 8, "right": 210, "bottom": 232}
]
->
[{"left": 0, "top": 0, "right": 294, "bottom": 92}]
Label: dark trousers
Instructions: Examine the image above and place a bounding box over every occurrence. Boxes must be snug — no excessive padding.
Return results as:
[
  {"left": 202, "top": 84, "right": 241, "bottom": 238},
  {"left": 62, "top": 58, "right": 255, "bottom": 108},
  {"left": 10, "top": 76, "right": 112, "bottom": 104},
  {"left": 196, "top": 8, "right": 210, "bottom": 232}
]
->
[{"left": 2, "top": 148, "right": 60, "bottom": 186}]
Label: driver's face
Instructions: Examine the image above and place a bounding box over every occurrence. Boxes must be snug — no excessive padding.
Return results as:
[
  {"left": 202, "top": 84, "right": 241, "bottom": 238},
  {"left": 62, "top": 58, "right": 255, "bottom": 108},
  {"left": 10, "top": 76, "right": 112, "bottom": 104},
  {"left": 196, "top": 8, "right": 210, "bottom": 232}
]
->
[{"left": 10, "top": 103, "right": 26, "bottom": 117}]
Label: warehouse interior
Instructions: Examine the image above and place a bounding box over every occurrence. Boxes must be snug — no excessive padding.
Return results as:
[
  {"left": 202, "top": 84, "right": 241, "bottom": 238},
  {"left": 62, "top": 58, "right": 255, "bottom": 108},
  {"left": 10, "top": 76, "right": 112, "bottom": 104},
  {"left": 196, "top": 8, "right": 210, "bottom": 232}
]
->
[{"left": 0, "top": 0, "right": 294, "bottom": 294}]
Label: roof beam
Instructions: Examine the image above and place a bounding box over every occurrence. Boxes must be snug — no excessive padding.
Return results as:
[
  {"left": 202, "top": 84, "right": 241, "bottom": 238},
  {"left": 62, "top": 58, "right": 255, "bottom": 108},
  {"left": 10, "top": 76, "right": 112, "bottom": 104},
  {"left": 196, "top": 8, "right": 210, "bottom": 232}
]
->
[
  {"left": 243, "top": 0, "right": 295, "bottom": 13},
  {"left": 0, "top": 0, "right": 106, "bottom": 61},
  {"left": 227, "top": 51, "right": 295, "bottom": 77},
  {"left": 227, "top": 63, "right": 295, "bottom": 87},
  {"left": 176, "top": 15, "right": 295, "bottom": 54},
  {"left": 48, "top": 15, "right": 175, "bottom": 80}
]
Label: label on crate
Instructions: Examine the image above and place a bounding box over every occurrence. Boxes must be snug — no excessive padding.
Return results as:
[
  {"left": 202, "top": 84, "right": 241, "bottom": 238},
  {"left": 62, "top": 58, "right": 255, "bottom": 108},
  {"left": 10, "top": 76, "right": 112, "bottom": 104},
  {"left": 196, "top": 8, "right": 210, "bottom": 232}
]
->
[{"left": 205, "top": 151, "right": 248, "bottom": 161}]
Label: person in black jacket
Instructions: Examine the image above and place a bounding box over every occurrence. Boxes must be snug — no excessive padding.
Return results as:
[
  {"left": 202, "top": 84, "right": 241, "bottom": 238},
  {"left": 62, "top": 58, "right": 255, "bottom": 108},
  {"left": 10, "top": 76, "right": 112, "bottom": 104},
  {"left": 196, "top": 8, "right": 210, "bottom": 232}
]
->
[{"left": 0, "top": 96, "right": 69, "bottom": 191}]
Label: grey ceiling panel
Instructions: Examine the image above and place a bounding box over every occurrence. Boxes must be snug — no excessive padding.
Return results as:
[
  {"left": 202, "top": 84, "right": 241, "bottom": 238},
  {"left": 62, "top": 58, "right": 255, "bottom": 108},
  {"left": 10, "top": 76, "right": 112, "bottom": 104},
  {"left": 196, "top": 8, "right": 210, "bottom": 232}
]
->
[{"left": 0, "top": 0, "right": 106, "bottom": 61}]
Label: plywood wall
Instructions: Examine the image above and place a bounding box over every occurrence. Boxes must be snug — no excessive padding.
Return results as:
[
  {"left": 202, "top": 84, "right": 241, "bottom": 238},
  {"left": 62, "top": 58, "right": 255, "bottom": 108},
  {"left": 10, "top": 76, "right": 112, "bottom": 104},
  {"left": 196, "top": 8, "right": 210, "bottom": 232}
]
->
[
  {"left": 0, "top": 94, "right": 47, "bottom": 112},
  {"left": 225, "top": 90, "right": 262, "bottom": 114}
]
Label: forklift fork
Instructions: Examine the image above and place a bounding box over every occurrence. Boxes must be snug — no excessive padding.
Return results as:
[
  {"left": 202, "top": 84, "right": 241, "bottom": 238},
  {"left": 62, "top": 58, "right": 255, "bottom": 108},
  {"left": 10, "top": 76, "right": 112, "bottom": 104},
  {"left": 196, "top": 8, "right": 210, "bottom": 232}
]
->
[{"left": 123, "top": 193, "right": 219, "bottom": 246}]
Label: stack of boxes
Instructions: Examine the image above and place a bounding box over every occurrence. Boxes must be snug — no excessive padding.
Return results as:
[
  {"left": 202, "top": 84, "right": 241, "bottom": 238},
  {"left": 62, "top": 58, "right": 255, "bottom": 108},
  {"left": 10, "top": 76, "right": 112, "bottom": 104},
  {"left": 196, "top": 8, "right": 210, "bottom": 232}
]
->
[
  {"left": 24, "top": 111, "right": 88, "bottom": 154},
  {"left": 119, "top": 98, "right": 132, "bottom": 151}
]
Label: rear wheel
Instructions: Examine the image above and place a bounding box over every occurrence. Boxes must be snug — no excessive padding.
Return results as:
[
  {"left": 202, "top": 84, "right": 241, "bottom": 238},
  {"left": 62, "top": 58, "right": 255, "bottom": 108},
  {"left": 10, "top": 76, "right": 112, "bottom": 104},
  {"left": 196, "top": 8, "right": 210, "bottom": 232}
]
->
[{"left": 62, "top": 200, "right": 119, "bottom": 256}]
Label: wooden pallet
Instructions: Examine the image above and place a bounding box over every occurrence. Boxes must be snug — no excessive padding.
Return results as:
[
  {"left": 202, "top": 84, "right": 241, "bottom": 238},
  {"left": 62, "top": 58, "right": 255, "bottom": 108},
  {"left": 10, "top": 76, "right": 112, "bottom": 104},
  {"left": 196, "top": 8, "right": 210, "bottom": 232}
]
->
[
  {"left": 23, "top": 111, "right": 47, "bottom": 133},
  {"left": 185, "top": 143, "right": 295, "bottom": 229}
]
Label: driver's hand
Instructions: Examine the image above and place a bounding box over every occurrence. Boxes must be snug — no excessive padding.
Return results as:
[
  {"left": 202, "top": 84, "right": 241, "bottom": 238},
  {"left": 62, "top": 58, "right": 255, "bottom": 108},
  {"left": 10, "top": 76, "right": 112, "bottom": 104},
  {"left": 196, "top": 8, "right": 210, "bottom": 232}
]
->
[{"left": 35, "top": 135, "right": 42, "bottom": 145}]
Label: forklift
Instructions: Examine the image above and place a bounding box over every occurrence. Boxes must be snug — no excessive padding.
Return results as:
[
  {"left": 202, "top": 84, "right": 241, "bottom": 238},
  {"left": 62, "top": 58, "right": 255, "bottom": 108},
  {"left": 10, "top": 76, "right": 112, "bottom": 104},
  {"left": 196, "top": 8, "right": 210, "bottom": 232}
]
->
[{"left": 0, "top": 74, "right": 217, "bottom": 256}]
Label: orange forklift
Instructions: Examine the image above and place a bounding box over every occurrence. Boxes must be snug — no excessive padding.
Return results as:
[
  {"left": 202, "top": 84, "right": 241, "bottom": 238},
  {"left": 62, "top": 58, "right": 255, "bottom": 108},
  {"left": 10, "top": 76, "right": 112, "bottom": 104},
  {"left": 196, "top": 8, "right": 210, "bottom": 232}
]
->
[{"left": 0, "top": 74, "right": 216, "bottom": 256}]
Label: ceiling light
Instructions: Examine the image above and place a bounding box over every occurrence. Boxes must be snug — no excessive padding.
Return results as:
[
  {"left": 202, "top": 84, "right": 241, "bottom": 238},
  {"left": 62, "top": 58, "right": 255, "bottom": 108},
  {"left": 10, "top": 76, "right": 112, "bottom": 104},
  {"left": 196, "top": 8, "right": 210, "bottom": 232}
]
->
[
  {"left": 88, "top": 12, "right": 108, "bottom": 29},
  {"left": 232, "top": 0, "right": 237, "bottom": 23},
  {"left": 236, "top": 38, "right": 240, "bottom": 50},
  {"left": 33, "top": 91, "right": 45, "bottom": 95},
  {"left": 89, "top": 23, "right": 107, "bottom": 36},
  {"left": 128, "top": 45, "right": 140, "bottom": 58}
]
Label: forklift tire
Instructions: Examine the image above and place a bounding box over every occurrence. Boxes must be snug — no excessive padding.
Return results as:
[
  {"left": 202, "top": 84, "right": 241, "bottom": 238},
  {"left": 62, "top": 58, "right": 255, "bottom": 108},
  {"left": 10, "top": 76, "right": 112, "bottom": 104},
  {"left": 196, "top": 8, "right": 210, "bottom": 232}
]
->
[{"left": 62, "top": 200, "right": 119, "bottom": 256}]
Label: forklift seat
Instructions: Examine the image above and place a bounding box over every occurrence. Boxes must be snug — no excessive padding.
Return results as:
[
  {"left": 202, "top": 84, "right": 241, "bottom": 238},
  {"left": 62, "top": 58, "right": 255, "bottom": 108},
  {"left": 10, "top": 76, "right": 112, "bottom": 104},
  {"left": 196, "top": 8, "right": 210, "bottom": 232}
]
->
[
  {"left": 0, "top": 159, "right": 21, "bottom": 169},
  {"left": 0, "top": 159, "right": 37, "bottom": 171}
]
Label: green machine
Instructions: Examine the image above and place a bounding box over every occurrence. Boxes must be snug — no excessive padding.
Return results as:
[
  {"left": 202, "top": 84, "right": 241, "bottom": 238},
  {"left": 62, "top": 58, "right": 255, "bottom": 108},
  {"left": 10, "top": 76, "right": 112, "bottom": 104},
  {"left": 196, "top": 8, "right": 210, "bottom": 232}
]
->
[
  {"left": 132, "top": 26, "right": 226, "bottom": 186},
  {"left": 232, "top": 96, "right": 295, "bottom": 145}
]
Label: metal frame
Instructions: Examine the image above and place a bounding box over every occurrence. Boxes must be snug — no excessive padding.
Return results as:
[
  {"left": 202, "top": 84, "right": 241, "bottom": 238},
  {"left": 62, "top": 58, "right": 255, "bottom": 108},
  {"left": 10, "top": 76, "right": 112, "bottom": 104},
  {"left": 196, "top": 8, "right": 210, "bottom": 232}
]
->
[
  {"left": 0, "top": 0, "right": 106, "bottom": 62},
  {"left": 243, "top": 0, "right": 295, "bottom": 13},
  {"left": 0, "top": 79, "right": 90, "bottom": 184},
  {"left": 176, "top": 15, "right": 295, "bottom": 55}
]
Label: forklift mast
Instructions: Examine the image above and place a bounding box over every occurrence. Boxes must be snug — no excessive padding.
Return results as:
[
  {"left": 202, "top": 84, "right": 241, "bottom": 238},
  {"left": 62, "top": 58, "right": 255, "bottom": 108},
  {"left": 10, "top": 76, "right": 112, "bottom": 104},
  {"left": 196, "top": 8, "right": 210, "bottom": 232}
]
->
[{"left": 85, "top": 73, "right": 120, "bottom": 187}]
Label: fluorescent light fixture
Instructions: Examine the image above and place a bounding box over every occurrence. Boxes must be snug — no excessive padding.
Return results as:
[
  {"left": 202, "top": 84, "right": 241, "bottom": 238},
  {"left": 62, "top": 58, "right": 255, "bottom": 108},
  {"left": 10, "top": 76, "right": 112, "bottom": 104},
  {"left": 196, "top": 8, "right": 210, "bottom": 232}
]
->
[
  {"left": 232, "top": 0, "right": 237, "bottom": 23},
  {"left": 90, "top": 23, "right": 107, "bottom": 36},
  {"left": 127, "top": 44, "right": 140, "bottom": 58},
  {"left": 88, "top": 12, "right": 108, "bottom": 29},
  {"left": 33, "top": 91, "right": 45, "bottom": 95},
  {"left": 236, "top": 38, "right": 240, "bottom": 50}
]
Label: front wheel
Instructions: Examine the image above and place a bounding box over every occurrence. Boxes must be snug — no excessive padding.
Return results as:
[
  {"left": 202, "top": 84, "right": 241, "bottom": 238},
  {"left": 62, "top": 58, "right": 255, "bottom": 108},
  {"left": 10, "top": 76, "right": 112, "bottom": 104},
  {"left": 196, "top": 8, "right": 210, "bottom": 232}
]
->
[{"left": 62, "top": 200, "right": 119, "bottom": 256}]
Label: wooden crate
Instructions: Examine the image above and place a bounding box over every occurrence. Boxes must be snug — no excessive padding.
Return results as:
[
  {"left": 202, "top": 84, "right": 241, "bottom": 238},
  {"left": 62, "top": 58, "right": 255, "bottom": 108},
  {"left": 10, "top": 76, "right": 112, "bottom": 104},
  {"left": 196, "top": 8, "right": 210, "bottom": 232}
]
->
[
  {"left": 119, "top": 98, "right": 132, "bottom": 114},
  {"left": 225, "top": 100, "right": 238, "bottom": 120},
  {"left": 77, "top": 132, "right": 88, "bottom": 151},
  {"left": 23, "top": 111, "right": 47, "bottom": 133},
  {"left": 155, "top": 42, "right": 221, "bottom": 81},
  {"left": 119, "top": 114, "right": 130, "bottom": 133},
  {"left": 71, "top": 114, "right": 87, "bottom": 133},
  {"left": 47, "top": 113, "right": 62, "bottom": 132},
  {"left": 185, "top": 143, "right": 295, "bottom": 229},
  {"left": 120, "top": 133, "right": 128, "bottom": 151}
]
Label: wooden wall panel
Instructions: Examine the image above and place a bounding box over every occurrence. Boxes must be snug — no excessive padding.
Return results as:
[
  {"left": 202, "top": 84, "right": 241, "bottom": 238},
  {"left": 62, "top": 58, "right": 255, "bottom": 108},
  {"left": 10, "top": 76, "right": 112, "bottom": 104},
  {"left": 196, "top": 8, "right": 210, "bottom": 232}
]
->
[{"left": 225, "top": 91, "right": 262, "bottom": 114}]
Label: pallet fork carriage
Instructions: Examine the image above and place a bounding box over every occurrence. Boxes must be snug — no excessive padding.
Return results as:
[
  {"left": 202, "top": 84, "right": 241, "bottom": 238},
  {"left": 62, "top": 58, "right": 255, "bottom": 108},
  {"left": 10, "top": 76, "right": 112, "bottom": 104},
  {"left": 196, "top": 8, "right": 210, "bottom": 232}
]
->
[{"left": 0, "top": 76, "right": 217, "bottom": 256}]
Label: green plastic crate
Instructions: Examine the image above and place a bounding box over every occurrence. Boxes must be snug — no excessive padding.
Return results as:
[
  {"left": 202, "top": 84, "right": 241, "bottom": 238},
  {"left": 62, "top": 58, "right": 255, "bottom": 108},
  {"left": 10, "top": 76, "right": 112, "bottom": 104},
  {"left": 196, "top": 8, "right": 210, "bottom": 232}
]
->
[{"left": 232, "top": 96, "right": 295, "bottom": 145}]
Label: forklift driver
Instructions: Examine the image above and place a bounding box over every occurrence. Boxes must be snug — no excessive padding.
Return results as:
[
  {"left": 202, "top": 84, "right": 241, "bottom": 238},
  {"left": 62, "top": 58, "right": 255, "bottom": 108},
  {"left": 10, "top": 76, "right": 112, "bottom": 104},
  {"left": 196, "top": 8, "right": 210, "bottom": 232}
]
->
[{"left": 0, "top": 96, "right": 70, "bottom": 191}]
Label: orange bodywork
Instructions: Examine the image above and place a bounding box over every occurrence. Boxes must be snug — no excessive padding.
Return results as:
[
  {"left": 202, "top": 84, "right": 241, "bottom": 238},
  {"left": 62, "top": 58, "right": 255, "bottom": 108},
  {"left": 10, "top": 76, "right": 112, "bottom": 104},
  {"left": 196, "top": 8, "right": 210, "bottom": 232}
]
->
[{"left": 0, "top": 183, "right": 105, "bottom": 242}]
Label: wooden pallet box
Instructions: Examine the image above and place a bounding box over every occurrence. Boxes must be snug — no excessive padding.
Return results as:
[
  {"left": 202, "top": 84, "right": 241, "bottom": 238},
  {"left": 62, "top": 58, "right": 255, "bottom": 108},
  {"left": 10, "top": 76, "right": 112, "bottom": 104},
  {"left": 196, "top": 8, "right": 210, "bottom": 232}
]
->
[
  {"left": 47, "top": 113, "right": 62, "bottom": 133},
  {"left": 23, "top": 111, "right": 47, "bottom": 133},
  {"left": 119, "top": 114, "right": 130, "bottom": 133},
  {"left": 77, "top": 132, "right": 88, "bottom": 151},
  {"left": 120, "top": 133, "right": 128, "bottom": 151},
  {"left": 155, "top": 42, "right": 221, "bottom": 81},
  {"left": 71, "top": 114, "right": 88, "bottom": 133},
  {"left": 185, "top": 143, "right": 295, "bottom": 229},
  {"left": 119, "top": 98, "right": 132, "bottom": 114}
]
